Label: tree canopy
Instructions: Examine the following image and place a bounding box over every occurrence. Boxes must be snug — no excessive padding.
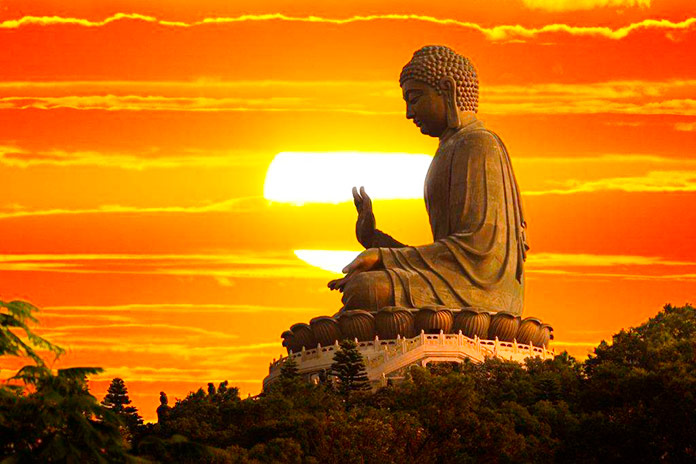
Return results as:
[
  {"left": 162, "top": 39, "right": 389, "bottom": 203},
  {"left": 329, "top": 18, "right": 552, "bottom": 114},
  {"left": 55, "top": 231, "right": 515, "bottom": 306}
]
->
[
  {"left": 0, "top": 300, "right": 131, "bottom": 463},
  {"left": 2, "top": 301, "right": 695, "bottom": 463},
  {"left": 103, "top": 377, "right": 145, "bottom": 441},
  {"left": 330, "top": 339, "right": 371, "bottom": 396}
]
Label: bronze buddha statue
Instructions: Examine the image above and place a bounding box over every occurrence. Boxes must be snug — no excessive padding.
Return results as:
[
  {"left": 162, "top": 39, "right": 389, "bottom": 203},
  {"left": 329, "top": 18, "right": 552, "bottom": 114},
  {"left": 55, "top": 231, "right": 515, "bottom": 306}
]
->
[{"left": 328, "top": 45, "right": 529, "bottom": 316}]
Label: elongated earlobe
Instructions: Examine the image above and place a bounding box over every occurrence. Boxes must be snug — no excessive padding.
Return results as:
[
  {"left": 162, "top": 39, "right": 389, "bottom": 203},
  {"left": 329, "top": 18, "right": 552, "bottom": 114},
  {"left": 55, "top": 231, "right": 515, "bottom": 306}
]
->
[{"left": 439, "top": 76, "right": 461, "bottom": 130}]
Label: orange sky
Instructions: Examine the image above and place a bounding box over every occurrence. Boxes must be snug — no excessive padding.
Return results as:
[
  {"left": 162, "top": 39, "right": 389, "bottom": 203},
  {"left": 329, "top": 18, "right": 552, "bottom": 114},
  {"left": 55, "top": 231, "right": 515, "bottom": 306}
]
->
[{"left": 1, "top": 0, "right": 695, "bottom": 421}]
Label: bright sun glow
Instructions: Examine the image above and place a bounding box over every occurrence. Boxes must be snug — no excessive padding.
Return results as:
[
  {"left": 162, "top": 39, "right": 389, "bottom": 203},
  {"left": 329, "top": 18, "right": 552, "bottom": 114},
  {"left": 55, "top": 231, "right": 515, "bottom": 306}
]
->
[
  {"left": 294, "top": 249, "right": 362, "bottom": 274},
  {"left": 264, "top": 152, "right": 432, "bottom": 204}
]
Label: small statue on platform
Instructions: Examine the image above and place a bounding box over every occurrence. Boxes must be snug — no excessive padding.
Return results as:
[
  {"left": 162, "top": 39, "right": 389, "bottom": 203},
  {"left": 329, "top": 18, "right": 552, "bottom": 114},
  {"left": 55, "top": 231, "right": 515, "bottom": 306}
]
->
[{"left": 328, "top": 45, "right": 529, "bottom": 315}]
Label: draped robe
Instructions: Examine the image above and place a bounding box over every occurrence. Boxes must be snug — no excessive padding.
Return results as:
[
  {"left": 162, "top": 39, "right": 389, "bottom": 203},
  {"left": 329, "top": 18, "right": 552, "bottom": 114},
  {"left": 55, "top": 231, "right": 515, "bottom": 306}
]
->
[{"left": 341, "top": 118, "right": 528, "bottom": 315}]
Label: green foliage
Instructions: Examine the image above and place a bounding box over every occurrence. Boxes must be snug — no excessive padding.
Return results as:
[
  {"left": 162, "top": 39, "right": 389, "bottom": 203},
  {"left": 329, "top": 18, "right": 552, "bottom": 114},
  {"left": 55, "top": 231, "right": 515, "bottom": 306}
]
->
[
  {"left": 0, "top": 300, "right": 64, "bottom": 367},
  {"left": 0, "top": 300, "right": 133, "bottom": 463},
  {"left": 280, "top": 355, "right": 299, "bottom": 380},
  {"left": 247, "top": 438, "right": 303, "bottom": 464},
  {"left": 5, "top": 300, "right": 691, "bottom": 462},
  {"left": 566, "top": 303, "right": 696, "bottom": 463},
  {"left": 131, "top": 304, "right": 696, "bottom": 464},
  {"left": 157, "top": 382, "right": 242, "bottom": 449},
  {"left": 137, "top": 434, "right": 230, "bottom": 464},
  {"left": 0, "top": 366, "right": 129, "bottom": 463},
  {"left": 102, "top": 378, "right": 144, "bottom": 439},
  {"left": 330, "top": 340, "right": 371, "bottom": 396}
]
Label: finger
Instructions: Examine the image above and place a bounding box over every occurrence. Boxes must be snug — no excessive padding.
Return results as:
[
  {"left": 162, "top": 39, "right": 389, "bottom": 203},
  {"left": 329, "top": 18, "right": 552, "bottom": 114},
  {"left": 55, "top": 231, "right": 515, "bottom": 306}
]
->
[
  {"left": 360, "top": 186, "right": 372, "bottom": 210},
  {"left": 328, "top": 277, "right": 349, "bottom": 291},
  {"left": 336, "top": 278, "right": 349, "bottom": 292},
  {"left": 342, "top": 256, "right": 362, "bottom": 274},
  {"left": 342, "top": 260, "right": 355, "bottom": 274},
  {"left": 352, "top": 186, "right": 362, "bottom": 208}
]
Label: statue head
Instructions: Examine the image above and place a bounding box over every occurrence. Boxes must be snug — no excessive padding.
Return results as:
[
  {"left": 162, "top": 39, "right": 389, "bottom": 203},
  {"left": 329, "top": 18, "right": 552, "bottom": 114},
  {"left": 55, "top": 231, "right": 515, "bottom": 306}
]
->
[{"left": 400, "top": 45, "right": 478, "bottom": 137}]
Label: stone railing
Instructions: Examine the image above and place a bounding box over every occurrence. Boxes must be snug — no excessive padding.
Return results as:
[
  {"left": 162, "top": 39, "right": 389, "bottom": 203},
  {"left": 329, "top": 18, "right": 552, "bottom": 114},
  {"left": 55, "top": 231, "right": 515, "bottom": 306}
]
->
[{"left": 264, "top": 330, "right": 555, "bottom": 389}]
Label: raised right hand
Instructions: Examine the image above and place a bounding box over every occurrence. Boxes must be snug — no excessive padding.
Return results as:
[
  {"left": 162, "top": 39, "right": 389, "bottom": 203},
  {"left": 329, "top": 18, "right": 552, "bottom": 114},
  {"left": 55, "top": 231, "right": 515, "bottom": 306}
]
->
[{"left": 353, "top": 186, "right": 376, "bottom": 248}]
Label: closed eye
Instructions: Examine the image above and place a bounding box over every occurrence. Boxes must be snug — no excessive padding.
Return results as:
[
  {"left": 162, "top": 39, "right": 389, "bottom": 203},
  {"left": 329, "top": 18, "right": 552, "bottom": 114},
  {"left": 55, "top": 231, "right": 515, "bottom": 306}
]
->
[{"left": 404, "top": 89, "right": 423, "bottom": 105}]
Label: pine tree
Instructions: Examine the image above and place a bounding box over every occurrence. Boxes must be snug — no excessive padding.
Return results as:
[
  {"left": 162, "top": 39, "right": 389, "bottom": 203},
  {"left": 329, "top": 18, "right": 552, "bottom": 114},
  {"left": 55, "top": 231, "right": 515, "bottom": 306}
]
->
[
  {"left": 280, "top": 355, "right": 300, "bottom": 380},
  {"left": 102, "top": 378, "right": 143, "bottom": 433},
  {"left": 330, "top": 340, "right": 371, "bottom": 396}
]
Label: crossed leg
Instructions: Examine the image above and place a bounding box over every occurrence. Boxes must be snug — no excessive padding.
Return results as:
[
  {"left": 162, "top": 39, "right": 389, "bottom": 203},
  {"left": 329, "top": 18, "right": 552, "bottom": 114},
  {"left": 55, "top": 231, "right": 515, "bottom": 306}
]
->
[{"left": 340, "top": 270, "right": 395, "bottom": 311}]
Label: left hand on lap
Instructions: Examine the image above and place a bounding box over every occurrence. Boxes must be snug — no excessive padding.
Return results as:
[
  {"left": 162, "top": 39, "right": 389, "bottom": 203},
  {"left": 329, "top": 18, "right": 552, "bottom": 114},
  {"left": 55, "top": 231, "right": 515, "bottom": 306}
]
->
[{"left": 327, "top": 248, "right": 381, "bottom": 292}]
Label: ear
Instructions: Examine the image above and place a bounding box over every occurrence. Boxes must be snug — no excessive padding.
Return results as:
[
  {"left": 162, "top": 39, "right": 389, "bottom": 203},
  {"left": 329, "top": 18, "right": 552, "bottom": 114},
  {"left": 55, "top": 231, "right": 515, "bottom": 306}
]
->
[{"left": 439, "top": 76, "right": 460, "bottom": 130}]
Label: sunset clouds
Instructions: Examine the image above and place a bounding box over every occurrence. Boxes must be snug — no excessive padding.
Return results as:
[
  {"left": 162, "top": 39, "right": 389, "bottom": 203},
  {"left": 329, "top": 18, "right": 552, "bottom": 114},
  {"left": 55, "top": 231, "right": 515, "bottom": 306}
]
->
[
  {"left": 1, "top": 0, "right": 694, "bottom": 421},
  {"left": 1, "top": 79, "right": 694, "bottom": 117},
  {"left": 3, "top": 12, "right": 694, "bottom": 42},
  {"left": 522, "top": 0, "right": 651, "bottom": 11}
]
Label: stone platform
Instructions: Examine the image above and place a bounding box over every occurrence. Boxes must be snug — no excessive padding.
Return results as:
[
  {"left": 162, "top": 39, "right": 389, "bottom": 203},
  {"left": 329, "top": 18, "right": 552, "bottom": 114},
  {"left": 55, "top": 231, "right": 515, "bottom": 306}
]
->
[{"left": 264, "top": 330, "right": 555, "bottom": 390}]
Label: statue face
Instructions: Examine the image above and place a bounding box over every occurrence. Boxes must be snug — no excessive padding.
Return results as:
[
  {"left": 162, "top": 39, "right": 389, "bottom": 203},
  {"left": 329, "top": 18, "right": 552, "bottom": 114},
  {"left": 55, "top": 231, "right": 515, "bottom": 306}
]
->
[{"left": 401, "top": 79, "right": 448, "bottom": 138}]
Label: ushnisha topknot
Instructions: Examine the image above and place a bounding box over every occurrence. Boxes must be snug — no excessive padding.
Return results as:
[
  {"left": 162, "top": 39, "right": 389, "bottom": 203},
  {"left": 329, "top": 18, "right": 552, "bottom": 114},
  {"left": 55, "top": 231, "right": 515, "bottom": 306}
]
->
[{"left": 400, "top": 45, "right": 479, "bottom": 113}]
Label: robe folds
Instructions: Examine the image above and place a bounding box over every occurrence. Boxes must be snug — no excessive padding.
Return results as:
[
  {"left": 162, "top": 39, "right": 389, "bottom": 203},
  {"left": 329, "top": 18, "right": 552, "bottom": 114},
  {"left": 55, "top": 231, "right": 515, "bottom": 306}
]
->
[{"left": 374, "top": 118, "right": 528, "bottom": 315}]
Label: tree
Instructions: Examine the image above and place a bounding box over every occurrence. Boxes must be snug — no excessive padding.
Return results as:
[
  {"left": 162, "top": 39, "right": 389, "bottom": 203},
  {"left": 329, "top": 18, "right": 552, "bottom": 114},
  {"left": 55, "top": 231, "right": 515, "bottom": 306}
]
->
[
  {"left": 128, "top": 303, "right": 695, "bottom": 463},
  {"left": 0, "top": 299, "right": 130, "bottom": 462},
  {"left": 330, "top": 340, "right": 371, "bottom": 396},
  {"left": 565, "top": 303, "right": 696, "bottom": 463},
  {"left": 102, "top": 377, "right": 143, "bottom": 435},
  {"left": 1, "top": 366, "right": 129, "bottom": 463},
  {"left": 280, "top": 354, "right": 299, "bottom": 380},
  {"left": 1, "top": 300, "right": 63, "bottom": 367}
]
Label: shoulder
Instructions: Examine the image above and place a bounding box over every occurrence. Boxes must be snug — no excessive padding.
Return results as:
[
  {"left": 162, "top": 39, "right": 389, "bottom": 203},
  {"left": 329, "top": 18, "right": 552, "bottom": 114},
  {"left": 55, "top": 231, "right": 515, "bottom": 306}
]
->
[
  {"left": 461, "top": 128, "right": 500, "bottom": 145},
  {"left": 453, "top": 128, "right": 503, "bottom": 156}
]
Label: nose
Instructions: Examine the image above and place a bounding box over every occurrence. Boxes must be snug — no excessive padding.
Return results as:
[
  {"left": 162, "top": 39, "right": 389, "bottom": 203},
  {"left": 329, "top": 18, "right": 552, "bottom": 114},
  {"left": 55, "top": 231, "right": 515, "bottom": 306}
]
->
[{"left": 406, "top": 104, "right": 414, "bottom": 119}]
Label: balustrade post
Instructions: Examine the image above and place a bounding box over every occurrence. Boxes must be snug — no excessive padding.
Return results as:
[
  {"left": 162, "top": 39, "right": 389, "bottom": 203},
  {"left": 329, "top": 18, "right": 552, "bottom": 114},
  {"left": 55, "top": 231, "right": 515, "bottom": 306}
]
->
[
  {"left": 439, "top": 329, "right": 444, "bottom": 345},
  {"left": 458, "top": 330, "right": 463, "bottom": 346},
  {"left": 494, "top": 336, "right": 499, "bottom": 356},
  {"left": 513, "top": 339, "right": 517, "bottom": 354},
  {"left": 420, "top": 329, "right": 425, "bottom": 345}
]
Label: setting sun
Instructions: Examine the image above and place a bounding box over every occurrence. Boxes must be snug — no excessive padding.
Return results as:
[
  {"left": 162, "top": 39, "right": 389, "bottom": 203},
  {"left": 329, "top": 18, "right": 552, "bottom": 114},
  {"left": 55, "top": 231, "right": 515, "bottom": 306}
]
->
[
  {"left": 294, "top": 249, "right": 361, "bottom": 274},
  {"left": 263, "top": 152, "right": 432, "bottom": 204},
  {"left": 1, "top": 0, "right": 695, "bottom": 429}
]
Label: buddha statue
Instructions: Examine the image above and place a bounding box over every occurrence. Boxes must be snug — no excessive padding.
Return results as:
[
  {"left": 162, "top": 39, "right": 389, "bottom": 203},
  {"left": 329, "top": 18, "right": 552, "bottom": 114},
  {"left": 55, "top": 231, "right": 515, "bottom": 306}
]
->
[{"left": 328, "top": 45, "right": 529, "bottom": 316}]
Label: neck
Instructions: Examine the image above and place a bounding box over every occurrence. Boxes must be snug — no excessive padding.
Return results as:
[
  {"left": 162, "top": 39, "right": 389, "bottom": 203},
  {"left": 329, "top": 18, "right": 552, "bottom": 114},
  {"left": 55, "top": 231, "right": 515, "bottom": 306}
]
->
[{"left": 439, "top": 112, "right": 477, "bottom": 142}]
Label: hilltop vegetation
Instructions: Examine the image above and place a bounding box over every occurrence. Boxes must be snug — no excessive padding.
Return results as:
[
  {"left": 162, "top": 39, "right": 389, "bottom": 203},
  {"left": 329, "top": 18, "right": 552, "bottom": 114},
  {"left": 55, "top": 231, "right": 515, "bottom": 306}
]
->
[{"left": 1, "top": 302, "right": 695, "bottom": 463}]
